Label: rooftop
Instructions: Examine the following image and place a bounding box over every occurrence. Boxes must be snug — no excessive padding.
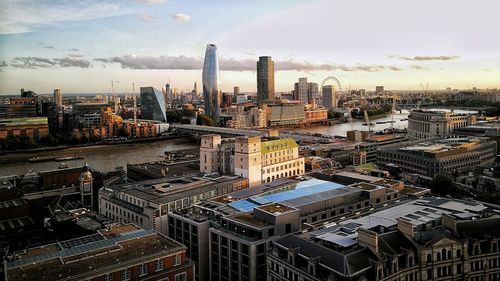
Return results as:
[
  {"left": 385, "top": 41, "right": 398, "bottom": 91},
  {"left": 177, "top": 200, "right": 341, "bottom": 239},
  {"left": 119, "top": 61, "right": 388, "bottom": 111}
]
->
[
  {"left": 257, "top": 203, "right": 295, "bottom": 215},
  {"left": 231, "top": 213, "right": 269, "bottom": 227},
  {"left": 261, "top": 138, "right": 299, "bottom": 154},
  {"left": 102, "top": 173, "right": 242, "bottom": 204},
  {"left": 228, "top": 178, "right": 345, "bottom": 212},
  {"left": 400, "top": 136, "right": 486, "bottom": 155},
  {"left": 7, "top": 224, "right": 185, "bottom": 281},
  {"left": 311, "top": 197, "right": 487, "bottom": 248},
  {"left": 0, "top": 117, "right": 48, "bottom": 127}
]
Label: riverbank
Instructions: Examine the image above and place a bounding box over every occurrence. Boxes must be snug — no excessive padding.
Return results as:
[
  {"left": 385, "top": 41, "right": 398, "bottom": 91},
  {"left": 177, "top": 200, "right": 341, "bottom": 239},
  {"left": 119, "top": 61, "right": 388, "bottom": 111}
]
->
[
  {"left": 0, "top": 134, "right": 191, "bottom": 155},
  {"left": 0, "top": 137, "right": 199, "bottom": 176}
]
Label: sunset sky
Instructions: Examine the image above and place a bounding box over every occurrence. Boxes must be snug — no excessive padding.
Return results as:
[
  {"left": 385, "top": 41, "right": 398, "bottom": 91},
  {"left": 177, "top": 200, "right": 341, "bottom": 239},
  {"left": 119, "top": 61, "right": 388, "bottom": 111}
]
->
[{"left": 1, "top": 0, "right": 499, "bottom": 95}]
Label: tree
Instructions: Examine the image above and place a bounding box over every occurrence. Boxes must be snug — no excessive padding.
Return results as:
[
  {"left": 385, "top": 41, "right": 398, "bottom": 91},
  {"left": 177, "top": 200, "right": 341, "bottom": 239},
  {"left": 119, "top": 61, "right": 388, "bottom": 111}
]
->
[
  {"left": 430, "top": 172, "right": 460, "bottom": 197},
  {"left": 197, "top": 114, "right": 216, "bottom": 126}
]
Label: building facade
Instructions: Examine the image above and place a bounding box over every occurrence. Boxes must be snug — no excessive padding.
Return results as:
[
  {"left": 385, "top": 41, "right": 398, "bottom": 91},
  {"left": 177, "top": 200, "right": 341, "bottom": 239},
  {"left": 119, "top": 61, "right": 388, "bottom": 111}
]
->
[
  {"left": 322, "top": 85, "right": 336, "bottom": 109},
  {"left": 257, "top": 56, "right": 275, "bottom": 108},
  {"left": 377, "top": 136, "right": 497, "bottom": 177},
  {"left": 267, "top": 198, "right": 500, "bottom": 281},
  {"left": 267, "top": 102, "right": 305, "bottom": 126},
  {"left": 98, "top": 174, "right": 248, "bottom": 233},
  {"left": 53, "top": 88, "right": 62, "bottom": 107},
  {"left": 408, "top": 109, "right": 477, "bottom": 139},
  {"left": 202, "top": 44, "right": 222, "bottom": 122},
  {"left": 293, "top": 77, "right": 309, "bottom": 103},
  {"left": 0, "top": 117, "right": 49, "bottom": 142},
  {"left": 140, "top": 86, "right": 167, "bottom": 122}
]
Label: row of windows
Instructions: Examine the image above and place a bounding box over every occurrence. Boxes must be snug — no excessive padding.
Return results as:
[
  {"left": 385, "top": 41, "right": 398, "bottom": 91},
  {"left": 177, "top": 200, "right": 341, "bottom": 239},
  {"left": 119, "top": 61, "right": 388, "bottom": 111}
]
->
[
  {"left": 103, "top": 202, "right": 144, "bottom": 226},
  {"left": 263, "top": 160, "right": 302, "bottom": 174},
  {"left": 101, "top": 257, "right": 182, "bottom": 281}
]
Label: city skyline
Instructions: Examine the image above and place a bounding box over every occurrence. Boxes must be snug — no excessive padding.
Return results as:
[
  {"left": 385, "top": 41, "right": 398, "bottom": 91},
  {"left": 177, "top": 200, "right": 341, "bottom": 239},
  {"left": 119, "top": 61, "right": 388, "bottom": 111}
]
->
[{"left": 1, "top": 0, "right": 500, "bottom": 95}]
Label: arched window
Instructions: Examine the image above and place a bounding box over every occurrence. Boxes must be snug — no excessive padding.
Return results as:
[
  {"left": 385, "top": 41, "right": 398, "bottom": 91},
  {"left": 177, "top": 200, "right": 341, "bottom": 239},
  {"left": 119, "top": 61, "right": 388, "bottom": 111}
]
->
[
  {"left": 442, "top": 249, "right": 447, "bottom": 260},
  {"left": 427, "top": 253, "right": 432, "bottom": 263},
  {"left": 267, "top": 177, "right": 270, "bottom": 183},
  {"left": 457, "top": 249, "right": 461, "bottom": 258},
  {"left": 447, "top": 250, "right": 452, "bottom": 260},
  {"left": 437, "top": 252, "right": 441, "bottom": 261}
]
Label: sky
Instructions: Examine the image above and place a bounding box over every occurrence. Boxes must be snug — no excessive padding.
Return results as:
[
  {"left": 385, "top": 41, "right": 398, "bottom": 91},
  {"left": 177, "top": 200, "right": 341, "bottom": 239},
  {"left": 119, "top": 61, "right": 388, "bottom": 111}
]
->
[{"left": 0, "top": 0, "right": 499, "bottom": 95}]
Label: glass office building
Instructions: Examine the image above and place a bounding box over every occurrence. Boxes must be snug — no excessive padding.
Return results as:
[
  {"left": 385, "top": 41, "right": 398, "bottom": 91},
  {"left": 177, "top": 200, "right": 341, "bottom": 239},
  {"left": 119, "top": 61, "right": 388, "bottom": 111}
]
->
[
  {"left": 202, "top": 44, "right": 221, "bottom": 123},
  {"left": 140, "top": 86, "right": 167, "bottom": 122}
]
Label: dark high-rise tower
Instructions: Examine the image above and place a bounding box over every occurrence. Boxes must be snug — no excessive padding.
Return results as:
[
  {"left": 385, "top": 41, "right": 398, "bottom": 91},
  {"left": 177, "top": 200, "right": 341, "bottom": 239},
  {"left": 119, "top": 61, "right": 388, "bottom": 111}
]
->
[
  {"left": 256, "top": 56, "right": 275, "bottom": 108},
  {"left": 202, "top": 44, "right": 221, "bottom": 123},
  {"left": 140, "top": 86, "right": 167, "bottom": 122}
]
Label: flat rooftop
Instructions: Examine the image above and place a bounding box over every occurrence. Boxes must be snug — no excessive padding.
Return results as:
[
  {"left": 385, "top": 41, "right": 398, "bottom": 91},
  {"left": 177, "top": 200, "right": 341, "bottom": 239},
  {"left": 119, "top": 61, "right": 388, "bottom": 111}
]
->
[
  {"left": 228, "top": 178, "right": 345, "bottom": 212},
  {"left": 311, "top": 197, "right": 488, "bottom": 248},
  {"left": 102, "top": 173, "right": 241, "bottom": 204},
  {"left": 7, "top": 224, "right": 185, "bottom": 281},
  {"left": 400, "top": 136, "right": 485, "bottom": 154}
]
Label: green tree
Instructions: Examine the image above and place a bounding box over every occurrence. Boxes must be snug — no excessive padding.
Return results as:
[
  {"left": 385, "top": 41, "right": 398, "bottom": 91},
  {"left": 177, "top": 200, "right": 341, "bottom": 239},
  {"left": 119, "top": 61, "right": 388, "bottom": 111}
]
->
[
  {"left": 430, "top": 172, "right": 460, "bottom": 197},
  {"left": 197, "top": 114, "right": 216, "bottom": 126}
]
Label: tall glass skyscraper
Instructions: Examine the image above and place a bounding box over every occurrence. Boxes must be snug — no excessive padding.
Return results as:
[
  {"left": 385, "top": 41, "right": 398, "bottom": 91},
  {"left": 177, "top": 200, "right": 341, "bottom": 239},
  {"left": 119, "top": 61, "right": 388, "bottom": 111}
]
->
[
  {"left": 202, "top": 44, "right": 221, "bottom": 123},
  {"left": 140, "top": 86, "right": 167, "bottom": 122},
  {"left": 256, "top": 56, "right": 275, "bottom": 108}
]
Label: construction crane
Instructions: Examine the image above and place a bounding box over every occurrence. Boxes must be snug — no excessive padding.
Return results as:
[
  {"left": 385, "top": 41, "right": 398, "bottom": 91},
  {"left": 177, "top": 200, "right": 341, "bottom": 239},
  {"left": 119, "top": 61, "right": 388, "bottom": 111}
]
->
[
  {"left": 132, "top": 83, "right": 137, "bottom": 124},
  {"left": 420, "top": 82, "right": 429, "bottom": 97}
]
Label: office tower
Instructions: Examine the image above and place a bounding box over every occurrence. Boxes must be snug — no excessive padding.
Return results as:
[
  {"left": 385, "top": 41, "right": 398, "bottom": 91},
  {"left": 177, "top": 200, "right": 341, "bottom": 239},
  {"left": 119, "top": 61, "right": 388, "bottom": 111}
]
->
[
  {"left": 293, "top": 77, "right": 308, "bottom": 102},
  {"left": 322, "top": 85, "right": 336, "bottom": 109},
  {"left": 376, "top": 86, "right": 384, "bottom": 93},
  {"left": 234, "top": 86, "right": 240, "bottom": 96},
  {"left": 165, "top": 83, "right": 172, "bottom": 106},
  {"left": 194, "top": 82, "right": 197, "bottom": 94},
  {"left": 140, "top": 86, "right": 167, "bottom": 122},
  {"left": 202, "top": 44, "right": 221, "bottom": 123},
  {"left": 53, "top": 89, "right": 62, "bottom": 107},
  {"left": 256, "top": 56, "right": 275, "bottom": 108},
  {"left": 307, "top": 82, "right": 318, "bottom": 104}
]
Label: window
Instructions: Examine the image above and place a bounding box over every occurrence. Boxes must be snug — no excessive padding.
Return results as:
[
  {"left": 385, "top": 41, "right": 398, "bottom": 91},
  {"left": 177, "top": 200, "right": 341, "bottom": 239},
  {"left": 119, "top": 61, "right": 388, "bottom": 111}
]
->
[
  {"left": 139, "top": 263, "right": 148, "bottom": 276},
  {"left": 156, "top": 259, "right": 164, "bottom": 271},
  {"left": 121, "top": 268, "right": 131, "bottom": 281},
  {"left": 175, "top": 272, "right": 187, "bottom": 281},
  {"left": 174, "top": 254, "right": 182, "bottom": 266},
  {"left": 104, "top": 274, "right": 114, "bottom": 281}
]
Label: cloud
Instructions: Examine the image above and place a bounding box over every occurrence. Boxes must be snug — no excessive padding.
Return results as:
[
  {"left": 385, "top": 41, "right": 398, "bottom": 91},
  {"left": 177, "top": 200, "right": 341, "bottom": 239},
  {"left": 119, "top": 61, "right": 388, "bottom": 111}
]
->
[
  {"left": 68, "top": 48, "right": 80, "bottom": 52},
  {"left": 67, "top": 53, "right": 84, "bottom": 58},
  {"left": 411, "top": 65, "right": 429, "bottom": 71},
  {"left": 135, "top": 0, "right": 167, "bottom": 5},
  {"left": 11, "top": 56, "right": 91, "bottom": 68},
  {"left": 172, "top": 13, "right": 191, "bottom": 21},
  {"left": 54, "top": 57, "right": 91, "bottom": 68},
  {"left": 139, "top": 14, "right": 156, "bottom": 22},
  {"left": 390, "top": 55, "right": 459, "bottom": 61},
  {"left": 95, "top": 55, "right": 402, "bottom": 72},
  {"left": 94, "top": 55, "right": 201, "bottom": 69},
  {"left": 1, "top": 1, "right": 124, "bottom": 34}
]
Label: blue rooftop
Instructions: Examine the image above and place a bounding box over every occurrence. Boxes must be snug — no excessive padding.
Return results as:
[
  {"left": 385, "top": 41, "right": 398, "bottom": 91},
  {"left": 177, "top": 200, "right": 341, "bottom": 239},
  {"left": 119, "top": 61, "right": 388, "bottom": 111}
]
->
[{"left": 228, "top": 178, "right": 345, "bottom": 212}]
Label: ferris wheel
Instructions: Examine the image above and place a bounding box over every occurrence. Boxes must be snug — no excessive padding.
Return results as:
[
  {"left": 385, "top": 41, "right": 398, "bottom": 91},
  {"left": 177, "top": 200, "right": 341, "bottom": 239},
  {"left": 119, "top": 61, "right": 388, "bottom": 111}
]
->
[{"left": 321, "top": 76, "right": 342, "bottom": 92}]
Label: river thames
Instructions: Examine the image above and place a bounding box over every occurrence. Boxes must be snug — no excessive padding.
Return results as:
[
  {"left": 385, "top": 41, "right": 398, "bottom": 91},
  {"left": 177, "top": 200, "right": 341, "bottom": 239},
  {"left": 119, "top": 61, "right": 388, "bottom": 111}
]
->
[{"left": 0, "top": 109, "right": 476, "bottom": 177}]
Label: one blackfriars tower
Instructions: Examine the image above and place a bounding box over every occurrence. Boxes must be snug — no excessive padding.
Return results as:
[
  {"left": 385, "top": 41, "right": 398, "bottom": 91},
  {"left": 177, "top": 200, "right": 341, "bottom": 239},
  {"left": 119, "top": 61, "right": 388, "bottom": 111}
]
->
[
  {"left": 257, "top": 56, "right": 275, "bottom": 108},
  {"left": 202, "top": 44, "right": 221, "bottom": 123}
]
